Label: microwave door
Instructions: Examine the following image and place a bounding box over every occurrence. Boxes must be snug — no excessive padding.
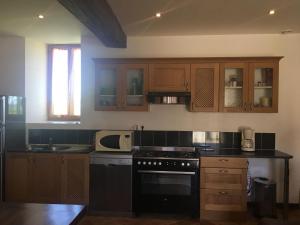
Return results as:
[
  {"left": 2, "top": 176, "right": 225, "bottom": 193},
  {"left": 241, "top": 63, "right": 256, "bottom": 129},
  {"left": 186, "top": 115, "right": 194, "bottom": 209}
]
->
[{"left": 99, "top": 135, "right": 121, "bottom": 150}]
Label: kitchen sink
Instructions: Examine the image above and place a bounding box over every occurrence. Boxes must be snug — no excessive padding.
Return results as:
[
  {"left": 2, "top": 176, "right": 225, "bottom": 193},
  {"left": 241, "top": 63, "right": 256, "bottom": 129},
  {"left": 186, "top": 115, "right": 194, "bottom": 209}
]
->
[{"left": 28, "top": 145, "right": 71, "bottom": 152}]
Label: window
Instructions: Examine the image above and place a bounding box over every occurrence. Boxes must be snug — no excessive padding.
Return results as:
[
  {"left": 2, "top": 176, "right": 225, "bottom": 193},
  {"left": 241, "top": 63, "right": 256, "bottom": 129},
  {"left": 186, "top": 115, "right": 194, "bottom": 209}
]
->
[{"left": 47, "top": 44, "right": 81, "bottom": 121}]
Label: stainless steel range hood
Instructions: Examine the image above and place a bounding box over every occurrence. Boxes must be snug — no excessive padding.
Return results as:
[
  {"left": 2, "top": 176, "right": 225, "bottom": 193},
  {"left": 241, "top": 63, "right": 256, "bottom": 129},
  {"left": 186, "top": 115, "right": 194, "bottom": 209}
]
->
[{"left": 147, "top": 92, "right": 191, "bottom": 104}]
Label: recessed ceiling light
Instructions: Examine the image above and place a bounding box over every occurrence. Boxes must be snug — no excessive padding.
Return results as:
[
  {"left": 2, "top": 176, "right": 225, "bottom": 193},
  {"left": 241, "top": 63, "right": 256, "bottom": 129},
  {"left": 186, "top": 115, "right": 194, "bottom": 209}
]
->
[
  {"left": 269, "top": 9, "right": 275, "bottom": 15},
  {"left": 155, "top": 12, "right": 161, "bottom": 18},
  {"left": 38, "top": 14, "right": 44, "bottom": 19}
]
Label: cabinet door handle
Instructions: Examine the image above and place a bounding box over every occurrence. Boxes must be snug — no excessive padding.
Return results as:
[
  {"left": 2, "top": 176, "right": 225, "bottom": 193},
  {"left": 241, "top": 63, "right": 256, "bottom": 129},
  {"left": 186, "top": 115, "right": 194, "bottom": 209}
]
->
[
  {"left": 219, "top": 159, "right": 229, "bottom": 162},
  {"left": 219, "top": 169, "right": 228, "bottom": 173},
  {"left": 243, "top": 102, "right": 247, "bottom": 111},
  {"left": 61, "top": 157, "right": 65, "bottom": 164},
  {"left": 219, "top": 191, "right": 228, "bottom": 195},
  {"left": 185, "top": 80, "right": 189, "bottom": 90}
]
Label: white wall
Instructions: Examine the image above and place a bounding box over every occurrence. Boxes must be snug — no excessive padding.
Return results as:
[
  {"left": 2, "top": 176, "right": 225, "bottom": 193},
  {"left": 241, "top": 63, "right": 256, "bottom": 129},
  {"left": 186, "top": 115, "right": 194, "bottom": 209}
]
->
[
  {"left": 26, "top": 33, "right": 300, "bottom": 203},
  {"left": 0, "top": 35, "right": 25, "bottom": 96},
  {"left": 25, "top": 39, "right": 47, "bottom": 123}
]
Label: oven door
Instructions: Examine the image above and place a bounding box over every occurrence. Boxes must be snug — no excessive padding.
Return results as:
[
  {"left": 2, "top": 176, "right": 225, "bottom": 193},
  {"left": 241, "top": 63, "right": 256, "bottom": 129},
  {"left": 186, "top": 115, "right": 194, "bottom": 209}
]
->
[{"left": 133, "top": 170, "right": 199, "bottom": 216}]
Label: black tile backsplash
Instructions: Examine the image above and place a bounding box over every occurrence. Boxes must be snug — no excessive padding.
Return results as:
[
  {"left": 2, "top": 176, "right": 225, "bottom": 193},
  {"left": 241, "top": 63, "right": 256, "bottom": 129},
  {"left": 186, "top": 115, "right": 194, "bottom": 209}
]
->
[
  {"left": 141, "top": 131, "right": 154, "bottom": 146},
  {"left": 28, "top": 129, "right": 276, "bottom": 150},
  {"left": 255, "top": 133, "right": 262, "bottom": 149},
  {"left": 167, "top": 131, "right": 179, "bottom": 146},
  {"left": 261, "top": 133, "right": 275, "bottom": 150},
  {"left": 153, "top": 131, "right": 166, "bottom": 146},
  {"left": 179, "top": 131, "right": 193, "bottom": 147},
  {"left": 220, "top": 132, "right": 234, "bottom": 148}
]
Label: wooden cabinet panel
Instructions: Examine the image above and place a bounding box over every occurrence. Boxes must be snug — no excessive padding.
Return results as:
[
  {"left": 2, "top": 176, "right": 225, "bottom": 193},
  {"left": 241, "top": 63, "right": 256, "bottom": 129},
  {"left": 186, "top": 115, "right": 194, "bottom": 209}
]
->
[
  {"left": 61, "top": 154, "right": 89, "bottom": 204},
  {"left": 190, "top": 63, "right": 219, "bottom": 112},
  {"left": 201, "top": 189, "right": 247, "bottom": 212},
  {"left": 201, "top": 168, "right": 247, "bottom": 190},
  {"left": 31, "top": 154, "right": 61, "bottom": 203},
  {"left": 5, "top": 153, "right": 32, "bottom": 202},
  {"left": 149, "top": 64, "right": 190, "bottom": 92},
  {"left": 201, "top": 157, "right": 248, "bottom": 168}
]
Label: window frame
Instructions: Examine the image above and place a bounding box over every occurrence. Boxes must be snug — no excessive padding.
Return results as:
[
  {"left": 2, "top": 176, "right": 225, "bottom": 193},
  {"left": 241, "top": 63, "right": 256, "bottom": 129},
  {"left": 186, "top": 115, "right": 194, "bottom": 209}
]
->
[{"left": 47, "top": 44, "right": 81, "bottom": 121}]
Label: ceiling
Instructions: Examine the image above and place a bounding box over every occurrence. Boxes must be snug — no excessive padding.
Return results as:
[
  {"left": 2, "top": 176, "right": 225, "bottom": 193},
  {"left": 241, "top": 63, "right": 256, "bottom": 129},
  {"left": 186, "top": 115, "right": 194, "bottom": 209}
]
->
[{"left": 0, "top": 0, "right": 299, "bottom": 43}]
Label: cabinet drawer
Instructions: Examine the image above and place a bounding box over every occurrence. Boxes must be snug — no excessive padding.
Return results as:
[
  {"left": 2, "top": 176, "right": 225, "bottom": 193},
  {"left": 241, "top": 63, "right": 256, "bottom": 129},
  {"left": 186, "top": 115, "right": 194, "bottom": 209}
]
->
[
  {"left": 200, "top": 189, "right": 247, "bottom": 212},
  {"left": 201, "top": 157, "right": 248, "bottom": 168},
  {"left": 201, "top": 168, "right": 247, "bottom": 190}
]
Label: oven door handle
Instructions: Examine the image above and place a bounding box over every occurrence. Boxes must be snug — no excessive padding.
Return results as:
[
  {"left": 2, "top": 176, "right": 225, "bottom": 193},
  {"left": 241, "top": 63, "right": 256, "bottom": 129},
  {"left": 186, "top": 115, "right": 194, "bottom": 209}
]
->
[{"left": 137, "top": 170, "right": 195, "bottom": 175}]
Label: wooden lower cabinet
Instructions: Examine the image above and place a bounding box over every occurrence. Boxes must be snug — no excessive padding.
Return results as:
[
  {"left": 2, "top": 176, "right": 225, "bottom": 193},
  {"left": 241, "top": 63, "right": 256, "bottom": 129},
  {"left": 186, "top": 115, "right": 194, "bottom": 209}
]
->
[
  {"left": 5, "top": 153, "right": 32, "bottom": 202},
  {"left": 5, "top": 153, "right": 89, "bottom": 204},
  {"left": 31, "top": 154, "right": 61, "bottom": 203},
  {"left": 61, "top": 154, "right": 89, "bottom": 204},
  {"left": 200, "top": 157, "right": 248, "bottom": 221}
]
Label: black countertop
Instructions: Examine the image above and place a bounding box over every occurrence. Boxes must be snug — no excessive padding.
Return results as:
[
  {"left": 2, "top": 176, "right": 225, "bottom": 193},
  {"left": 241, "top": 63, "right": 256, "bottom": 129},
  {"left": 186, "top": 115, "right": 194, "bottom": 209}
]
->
[
  {"left": 197, "top": 149, "right": 292, "bottom": 159},
  {"left": 7, "top": 145, "right": 93, "bottom": 154}
]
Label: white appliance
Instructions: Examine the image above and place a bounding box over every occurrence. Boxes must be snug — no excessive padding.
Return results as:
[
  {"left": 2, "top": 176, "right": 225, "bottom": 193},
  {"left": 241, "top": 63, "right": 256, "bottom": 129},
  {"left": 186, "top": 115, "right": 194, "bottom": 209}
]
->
[
  {"left": 95, "top": 130, "right": 133, "bottom": 152},
  {"left": 241, "top": 128, "right": 255, "bottom": 152}
]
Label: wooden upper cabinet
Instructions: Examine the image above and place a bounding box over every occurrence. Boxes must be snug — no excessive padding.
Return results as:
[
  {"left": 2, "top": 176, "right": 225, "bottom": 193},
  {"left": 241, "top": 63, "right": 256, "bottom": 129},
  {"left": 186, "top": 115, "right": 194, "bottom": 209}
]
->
[
  {"left": 122, "top": 64, "right": 149, "bottom": 111},
  {"left": 190, "top": 63, "right": 219, "bottom": 112},
  {"left": 248, "top": 62, "right": 278, "bottom": 113},
  {"left": 219, "top": 63, "right": 249, "bottom": 112},
  {"left": 94, "top": 62, "right": 149, "bottom": 111},
  {"left": 5, "top": 153, "right": 32, "bottom": 202},
  {"left": 149, "top": 64, "right": 191, "bottom": 92},
  {"left": 94, "top": 63, "right": 122, "bottom": 111},
  {"left": 31, "top": 154, "right": 61, "bottom": 203},
  {"left": 61, "top": 154, "right": 89, "bottom": 204}
]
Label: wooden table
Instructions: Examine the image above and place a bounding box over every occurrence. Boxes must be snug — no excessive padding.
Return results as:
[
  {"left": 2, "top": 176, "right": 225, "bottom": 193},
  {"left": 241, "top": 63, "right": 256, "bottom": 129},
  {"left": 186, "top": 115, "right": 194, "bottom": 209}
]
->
[{"left": 0, "top": 203, "right": 86, "bottom": 225}]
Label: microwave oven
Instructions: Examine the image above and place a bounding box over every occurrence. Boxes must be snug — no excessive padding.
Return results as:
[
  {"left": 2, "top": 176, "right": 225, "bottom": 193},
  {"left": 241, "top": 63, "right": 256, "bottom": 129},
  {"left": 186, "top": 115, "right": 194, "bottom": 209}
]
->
[{"left": 95, "top": 130, "right": 133, "bottom": 152}]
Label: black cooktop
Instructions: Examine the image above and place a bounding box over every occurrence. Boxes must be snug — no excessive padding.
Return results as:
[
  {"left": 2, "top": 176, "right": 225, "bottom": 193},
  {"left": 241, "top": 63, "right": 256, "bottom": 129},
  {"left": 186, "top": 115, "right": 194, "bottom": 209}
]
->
[{"left": 133, "top": 146, "right": 196, "bottom": 159}]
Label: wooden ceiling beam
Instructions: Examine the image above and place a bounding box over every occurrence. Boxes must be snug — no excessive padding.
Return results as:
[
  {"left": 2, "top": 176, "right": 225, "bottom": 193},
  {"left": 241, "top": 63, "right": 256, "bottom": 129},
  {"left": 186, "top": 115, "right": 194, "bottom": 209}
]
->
[{"left": 58, "top": 0, "right": 127, "bottom": 48}]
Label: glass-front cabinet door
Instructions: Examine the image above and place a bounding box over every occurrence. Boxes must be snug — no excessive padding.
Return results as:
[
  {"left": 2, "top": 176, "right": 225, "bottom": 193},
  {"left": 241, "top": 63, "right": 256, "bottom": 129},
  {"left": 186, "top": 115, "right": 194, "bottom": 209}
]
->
[
  {"left": 94, "top": 64, "right": 121, "bottom": 110},
  {"left": 123, "top": 64, "right": 148, "bottom": 111},
  {"left": 249, "top": 62, "right": 278, "bottom": 112},
  {"left": 219, "top": 63, "right": 248, "bottom": 112}
]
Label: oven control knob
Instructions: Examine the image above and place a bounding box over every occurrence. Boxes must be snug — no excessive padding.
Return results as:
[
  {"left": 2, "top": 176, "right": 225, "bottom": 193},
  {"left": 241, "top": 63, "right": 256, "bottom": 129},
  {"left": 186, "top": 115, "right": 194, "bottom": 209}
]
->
[
  {"left": 181, "top": 162, "right": 185, "bottom": 167},
  {"left": 137, "top": 161, "right": 141, "bottom": 165},
  {"left": 148, "top": 162, "right": 151, "bottom": 165},
  {"left": 158, "top": 162, "right": 162, "bottom": 166},
  {"left": 143, "top": 161, "right": 146, "bottom": 165},
  {"left": 153, "top": 162, "right": 157, "bottom": 166},
  {"left": 187, "top": 163, "right": 190, "bottom": 167}
]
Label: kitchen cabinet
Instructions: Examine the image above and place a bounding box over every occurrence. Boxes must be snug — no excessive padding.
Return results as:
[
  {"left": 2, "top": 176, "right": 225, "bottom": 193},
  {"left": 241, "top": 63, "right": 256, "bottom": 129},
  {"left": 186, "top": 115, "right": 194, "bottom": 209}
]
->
[
  {"left": 5, "top": 153, "right": 89, "bottom": 204},
  {"left": 149, "top": 63, "right": 190, "bottom": 92},
  {"left": 61, "top": 154, "right": 89, "bottom": 204},
  {"left": 31, "top": 154, "right": 61, "bottom": 203},
  {"left": 5, "top": 153, "right": 32, "bottom": 202},
  {"left": 190, "top": 63, "right": 219, "bottom": 112},
  {"left": 94, "top": 62, "right": 149, "bottom": 111},
  {"left": 200, "top": 157, "right": 248, "bottom": 220},
  {"left": 219, "top": 61, "right": 279, "bottom": 113}
]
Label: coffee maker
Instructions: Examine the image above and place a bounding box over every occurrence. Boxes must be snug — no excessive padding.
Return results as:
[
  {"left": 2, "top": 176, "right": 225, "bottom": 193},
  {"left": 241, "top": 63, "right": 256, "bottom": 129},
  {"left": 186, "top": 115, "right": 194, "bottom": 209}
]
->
[{"left": 241, "top": 127, "right": 255, "bottom": 151}]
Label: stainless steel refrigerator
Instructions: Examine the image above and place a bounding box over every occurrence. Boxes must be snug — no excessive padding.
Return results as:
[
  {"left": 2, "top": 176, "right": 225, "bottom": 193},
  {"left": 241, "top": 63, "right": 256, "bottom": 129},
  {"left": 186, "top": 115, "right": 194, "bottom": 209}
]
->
[{"left": 0, "top": 96, "right": 26, "bottom": 201}]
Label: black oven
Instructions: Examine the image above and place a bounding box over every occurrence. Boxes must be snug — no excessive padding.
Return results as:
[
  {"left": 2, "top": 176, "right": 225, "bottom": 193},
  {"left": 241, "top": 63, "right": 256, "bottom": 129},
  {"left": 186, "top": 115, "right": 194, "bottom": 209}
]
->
[{"left": 133, "top": 158, "right": 199, "bottom": 217}]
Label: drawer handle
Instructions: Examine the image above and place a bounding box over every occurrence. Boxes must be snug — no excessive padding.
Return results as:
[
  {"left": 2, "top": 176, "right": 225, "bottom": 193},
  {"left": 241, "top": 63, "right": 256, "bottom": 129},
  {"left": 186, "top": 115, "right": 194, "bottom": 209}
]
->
[
  {"left": 219, "top": 159, "right": 229, "bottom": 162},
  {"left": 219, "top": 169, "right": 228, "bottom": 173},
  {"left": 219, "top": 191, "right": 228, "bottom": 195}
]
